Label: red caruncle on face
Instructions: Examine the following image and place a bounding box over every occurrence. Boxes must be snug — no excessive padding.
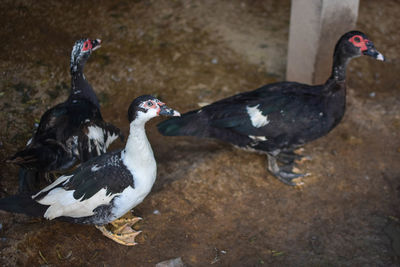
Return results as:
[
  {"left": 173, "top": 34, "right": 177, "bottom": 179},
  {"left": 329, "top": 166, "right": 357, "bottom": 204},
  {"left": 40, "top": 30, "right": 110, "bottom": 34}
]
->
[
  {"left": 348, "top": 35, "right": 368, "bottom": 51},
  {"left": 81, "top": 40, "right": 93, "bottom": 52}
]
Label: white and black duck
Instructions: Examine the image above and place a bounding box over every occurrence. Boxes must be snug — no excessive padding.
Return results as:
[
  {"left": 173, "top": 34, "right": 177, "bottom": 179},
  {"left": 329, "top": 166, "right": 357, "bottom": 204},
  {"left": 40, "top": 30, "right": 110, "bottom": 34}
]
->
[
  {"left": 157, "top": 31, "right": 385, "bottom": 186},
  {"left": 0, "top": 95, "right": 180, "bottom": 246},
  {"left": 6, "top": 38, "right": 123, "bottom": 193}
]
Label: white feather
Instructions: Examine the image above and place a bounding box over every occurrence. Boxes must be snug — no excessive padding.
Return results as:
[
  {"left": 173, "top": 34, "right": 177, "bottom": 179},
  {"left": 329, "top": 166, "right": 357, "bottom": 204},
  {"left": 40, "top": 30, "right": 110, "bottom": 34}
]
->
[
  {"left": 26, "top": 138, "right": 33, "bottom": 146},
  {"left": 246, "top": 105, "right": 270, "bottom": 128},
  {"left": 105, "top": 133, "right": 119, "bottom": 150},
  {"left": 38, "top": 188, "right": 119, "bottom": 219},
  {"left": 248, "top": 135, "right": 267, "bottom": 141},
  {"left": 32, "top": 175, "right": 73, "bottom": 199},
  {"left": 87, "top": 125, "right": 105, "bottom": 154},
  {"left": 87, "top": 125, "right": 104, "bottom": 142},
  {"left": 91, "top": 165, "right": 101, "bottom": 172}
]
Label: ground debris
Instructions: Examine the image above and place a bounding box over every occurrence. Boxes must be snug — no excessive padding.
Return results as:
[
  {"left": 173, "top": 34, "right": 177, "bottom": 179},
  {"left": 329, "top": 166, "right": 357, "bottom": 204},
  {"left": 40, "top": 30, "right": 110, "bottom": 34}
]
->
[
  {"left": 38, "top": 250, "right": 48, "bottom": 264},
  {"left": 155, "top": 257, "right": 185, "bottom": 267},
  {"left": 211, "top": 247, "right": 227, "bottom": 264}
]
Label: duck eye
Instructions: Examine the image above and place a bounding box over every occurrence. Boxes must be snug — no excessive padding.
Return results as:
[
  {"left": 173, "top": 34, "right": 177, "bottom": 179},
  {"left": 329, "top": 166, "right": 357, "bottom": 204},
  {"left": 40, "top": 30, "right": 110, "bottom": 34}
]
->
[
  {"left": 354, "top": 37, "right": 360, "bottom": 43},
  {"left": 147, "top": 101, "right": 153, "bottom": 107},
  {"left": 82, "top": 40, "right": 92, "bottom": 52}
]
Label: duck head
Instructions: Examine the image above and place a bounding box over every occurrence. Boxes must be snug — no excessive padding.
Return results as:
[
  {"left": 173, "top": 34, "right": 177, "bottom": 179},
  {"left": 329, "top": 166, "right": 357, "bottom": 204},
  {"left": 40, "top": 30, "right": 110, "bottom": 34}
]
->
[
  {"left": 70, "top": 38, "right": 102, "bottom": 72},
  {"left": 336, "top": 31, "right": 385, "bottom": 61},
  {"left": 128, "top": 95, "right": 180, "bottom": 124}
]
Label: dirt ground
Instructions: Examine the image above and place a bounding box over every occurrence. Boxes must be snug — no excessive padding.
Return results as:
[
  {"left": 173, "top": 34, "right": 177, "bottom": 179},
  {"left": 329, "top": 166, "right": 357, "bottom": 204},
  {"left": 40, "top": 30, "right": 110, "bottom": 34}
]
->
[{"left": 0, "top": 0, "right": 399, "bottom": 266}]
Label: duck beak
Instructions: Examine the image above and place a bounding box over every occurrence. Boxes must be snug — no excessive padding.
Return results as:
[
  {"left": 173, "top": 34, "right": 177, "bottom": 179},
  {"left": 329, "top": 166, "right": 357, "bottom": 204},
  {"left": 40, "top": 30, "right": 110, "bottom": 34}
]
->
[
  {"left": 158, "top": 104, "right": 181, "bottom": 117},
  {"left": 91, "top": 39, "right": 102, "bottom": 51},
  {"left": 363, "top": 44, "right": 385, "bottom": 61},
  {"left": 374, "top": 50, "right": 385, "bottom": 61}
]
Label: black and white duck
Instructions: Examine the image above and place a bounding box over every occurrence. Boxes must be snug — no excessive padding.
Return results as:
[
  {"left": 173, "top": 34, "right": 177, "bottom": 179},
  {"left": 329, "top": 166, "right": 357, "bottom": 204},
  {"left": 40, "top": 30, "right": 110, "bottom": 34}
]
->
[
  {"left": 157, "top": 31, "right": 385, "bottom": 186},
  {"left": 0, "top": 95, "right": 180, "bottom": 246},
  {"left": 6, "top": 38, "right": 123, "bottom": 193}
]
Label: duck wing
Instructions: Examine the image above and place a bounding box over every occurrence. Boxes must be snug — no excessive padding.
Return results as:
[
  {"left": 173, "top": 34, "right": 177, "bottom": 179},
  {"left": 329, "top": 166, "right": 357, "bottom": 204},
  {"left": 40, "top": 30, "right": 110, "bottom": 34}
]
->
[
  {"left": 158, "top": 82, "right": 325, "bottom": 143},
  {"left": 32, "top": 150, "right": 133, "bottom": 220}
]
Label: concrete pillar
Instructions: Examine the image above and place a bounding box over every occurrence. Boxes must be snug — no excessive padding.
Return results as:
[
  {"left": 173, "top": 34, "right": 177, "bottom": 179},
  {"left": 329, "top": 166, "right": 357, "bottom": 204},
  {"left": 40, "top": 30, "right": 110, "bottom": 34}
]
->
[{"left": 286, "top": 0, "right": 359, "bottom": 84}]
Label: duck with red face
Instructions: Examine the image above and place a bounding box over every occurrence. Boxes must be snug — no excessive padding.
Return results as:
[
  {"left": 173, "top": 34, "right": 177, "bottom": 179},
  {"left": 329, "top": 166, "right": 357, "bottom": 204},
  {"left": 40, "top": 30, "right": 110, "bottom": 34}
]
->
[
  {"left": 158, "top": 31, "right": 385, "bottom": 186},
  {"left": 7, "top": 38, "right": 123, "bottom": 193},
  {"left": 0, "top": 95, "right": 180, "bottom": 246}
]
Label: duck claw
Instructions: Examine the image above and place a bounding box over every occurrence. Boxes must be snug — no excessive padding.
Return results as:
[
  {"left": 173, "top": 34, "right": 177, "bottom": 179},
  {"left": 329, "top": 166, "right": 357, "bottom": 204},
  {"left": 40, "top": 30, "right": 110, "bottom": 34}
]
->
[
  {"left": 96, "top": 212, "right": 143, "bottom": 246},
  {"left": 275, "top": 170, "right": 305, "bottom": 186},
  {"left": 267, "top": 154, "right": 308, "bottom": 186},
  {"left": 96, "top": 225, "right": 142, "bottom": 246}
]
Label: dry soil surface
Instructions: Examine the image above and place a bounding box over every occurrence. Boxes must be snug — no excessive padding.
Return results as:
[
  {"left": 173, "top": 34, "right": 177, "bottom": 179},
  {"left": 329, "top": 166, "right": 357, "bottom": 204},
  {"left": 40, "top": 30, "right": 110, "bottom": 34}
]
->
[{"left": 0, "top": 0, "right": 399, "bottom": 266}]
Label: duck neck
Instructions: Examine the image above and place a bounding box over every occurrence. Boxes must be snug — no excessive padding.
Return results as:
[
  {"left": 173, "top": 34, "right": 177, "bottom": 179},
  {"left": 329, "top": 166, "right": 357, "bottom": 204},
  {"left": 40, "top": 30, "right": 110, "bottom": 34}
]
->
[
  {"left": 329, "top": 50, "right": 351, "bottom": 82},
  {"left": 69, "top": 63, "right": 100, "bottom": 108},
  {"left": 123, "top": 120, "right": 156, "bottom": 174}
]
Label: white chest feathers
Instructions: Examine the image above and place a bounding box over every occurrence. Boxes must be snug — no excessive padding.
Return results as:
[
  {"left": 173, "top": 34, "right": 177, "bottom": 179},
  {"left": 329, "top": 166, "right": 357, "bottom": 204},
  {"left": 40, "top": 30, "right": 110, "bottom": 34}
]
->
[{"left": 112, "top": 151, "right": 157, "bottom": 217}]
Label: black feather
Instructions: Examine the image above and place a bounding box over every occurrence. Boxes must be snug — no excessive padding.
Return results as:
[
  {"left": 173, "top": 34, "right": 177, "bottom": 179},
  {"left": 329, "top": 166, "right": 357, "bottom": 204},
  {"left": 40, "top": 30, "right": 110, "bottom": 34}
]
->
[
  {"left": 18, "top": 168, "right": 48, "bottom": 194},
  {"left": 0, "top": 194, "right": 48, "bottom": 217}
]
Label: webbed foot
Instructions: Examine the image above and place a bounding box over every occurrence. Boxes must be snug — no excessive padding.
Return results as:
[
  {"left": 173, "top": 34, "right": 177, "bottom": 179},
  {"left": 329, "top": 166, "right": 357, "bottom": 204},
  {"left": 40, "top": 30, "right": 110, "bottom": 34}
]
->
[
  {"left": 96, "top": 212, "right": 143, "bottom": 246},
  {"left": 96, "top": 225, "right": 141, "bottom": 246},
  {"left": 267, "top": 154, "right": 310, "bottom": 186}
]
